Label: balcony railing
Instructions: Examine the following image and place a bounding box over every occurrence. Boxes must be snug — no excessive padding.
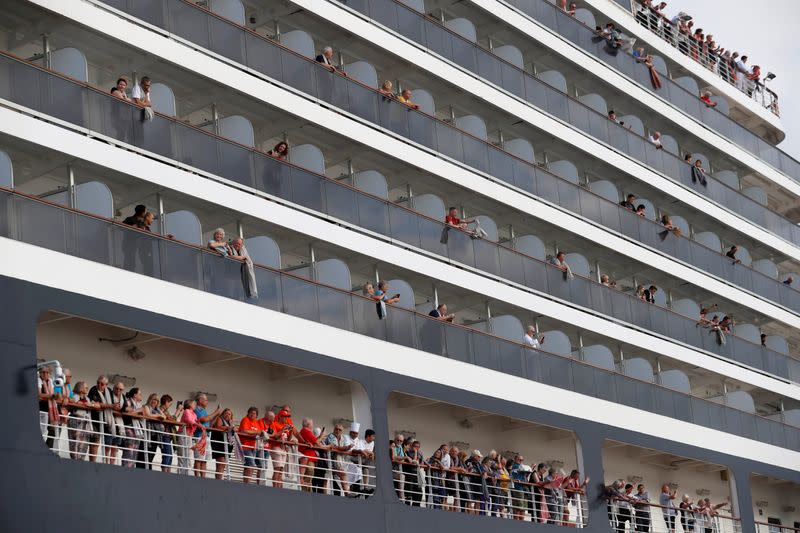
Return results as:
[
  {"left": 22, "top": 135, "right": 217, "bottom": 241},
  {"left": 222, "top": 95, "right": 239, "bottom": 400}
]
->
[
  {"left": 630, "top": 3, "right": 779, "bottom": 115},
  {"left": 498, "top": 0, "right": 800, "bottom": 183},
  {"left": 96, "top": 0, "right": 800, "bottom": 250},
  {"left": 39, "top": 407, "right": 376, "bottom": 495},
  {"left": 608, "top": 498, "right": 742, "bottom": 533},
  {"left": 5, "top": 188, "right": 800, "bottom": 451},
  {"left": 754, "top": 522, "right": 800, "bottom": 533},
  {"left": 2, "top": 50, "right": 799, "bottom": 383},
  {"left": 391, "top": 460, "right": 588, "bottom": 526}
]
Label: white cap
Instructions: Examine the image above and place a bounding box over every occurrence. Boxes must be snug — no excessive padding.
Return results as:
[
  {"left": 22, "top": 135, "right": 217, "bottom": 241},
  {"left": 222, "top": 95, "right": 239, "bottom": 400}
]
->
[
  {"left": 314, "top": 427, "right": 321, "bottom": 437},
  {"left": 472, "top": 449, "right": 482, "bottom": 458},
  {"left": 350, "top": 422, "right": 361, "bottom": 433}
]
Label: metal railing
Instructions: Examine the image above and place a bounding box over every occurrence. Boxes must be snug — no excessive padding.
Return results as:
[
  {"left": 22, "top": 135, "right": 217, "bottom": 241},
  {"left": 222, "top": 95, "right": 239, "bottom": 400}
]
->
[
  {"left": 392, "top": 460, "right": 588, "bottom": 525},
  {"left": 754, "top": 522, "right": 800, "bottom": 533},
  {"left": 630, "top": 3, "right": 779, "bottom": 114},
  {"left": 39, "top": 405, "right": 376, "bottom": 496},
  {"left": 3, "top": 51, "right": 800, "bottom": 382},
  {"left": 8, "top": 188, "right": 800, "bottom": 450},
  {"left": 498, "top": 0, "right": 800, "bottom": 185},
  {"left": 607, "top": 497, "right": 742, "bottom": 533},
  {"left": 94, "top": 0, "right": 800, "bottom": 249}
]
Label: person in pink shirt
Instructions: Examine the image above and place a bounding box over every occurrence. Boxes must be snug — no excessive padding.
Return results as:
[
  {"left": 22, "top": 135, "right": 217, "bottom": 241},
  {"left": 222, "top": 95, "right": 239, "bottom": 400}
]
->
[{"left": 178, "top": 399, "right": 199, "bottom": 475}]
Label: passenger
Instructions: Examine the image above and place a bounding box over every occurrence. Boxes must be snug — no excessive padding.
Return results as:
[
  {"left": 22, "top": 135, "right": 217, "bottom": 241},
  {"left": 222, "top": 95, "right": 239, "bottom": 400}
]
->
[
  {"left": 447, "top": 446, "right": 465, "bottom": 511},
  {"left": 601, "top": 274, "right": 613, "bottom": 287},
  {"left": 633, "top": 484, "right": 651, "bottom": 533},
  {"left": 208, "top": 228, "right": 231, "bottom": 257},
  {"left": 700, "top": 91, "right": 718, "bottom": 107},
  {"left": 608, "top": 109, "right": 619, "bottom": 123},
  {"left": 391, "top": 434, "right": 407, "bottom": 500},
  {"left": 496, "top": 456, "right": 511, "bottom": 518},
  {"left": 660, "top": 484, "right": 678, "bottom": 533},
  {"left": 635, "top": 285, "right": 647, "bottom": 301},
  {"left": 718, "top": 315, "right": 734, "bottom": 333},
  {"left": 683, "top": 153, "right": 693, "bottom": 164},
  {"left": 315, "top": 46, "right": 345, "bottom": 75},
  {"left": 210, "top": 407, "right": 233, "bottom": 480},
  {"left": 267, "top": 141, "right": 289, "bottom": 160},
  {"left": 258, "top": 410, "right": 275, "bottom": 486},
  {"left": 643, "top": 285, "right": 658, "bottom": 304},
  {"left": 110, "top": 77, "right": 130, "bottom": 101},
  {"left": 66, "top": 381, "right": 94, "bottom": 460},
  {"left": 616, "top": 483, "right": 635, "bottom": 533},
  {"left": 697, "top": 304, "right": 717, "bottom": 326},
  {"left": 230, "top": 237, "right": 258, "bottom": 299},
  {"left": 87, "top": 376, "right": 121, "bottom": 464},
  {"left": 445, "top": 206, "right": 475, "bottom": 232},
  {"left": 620, "top": 193, "right": 637, "bottom": 211},
  {"left": 760, "top": 333, "right": 767, "bottom": 346},
  {"left": 348, "top": 423, "right": 374, "bottom": 497},
  {"left": 397, "top": 88, "right": 420, "bottom": 110},
  {"left": 373, "top": 280, "right": 401, "bottom": 307},
  {"left": 428, "top": 447, "right": 447, "bottom": 509},
  {"left": 325, "top": 423, "right": 354, "bottom": 496},
  {"left": 562, "top": 470, "right": 590, "bottom": 524},
  {"left": 269, "top": 406, "right": 298, "bottom": 489},
  {"left": 298, "top": 417, "right": 324, "bottom": 491},
  {"left": 122, "top": 204, "right": 147, "bottom": 228},
  {"left": 524, "top": 325, "right": 545, "bottom": 349},
  {"left": 635, "top": 204, "right": 647, "bottom": 217},
  {"left": 532, "top": 463, "right": 549, "bottom": 523},
  {"left": 690, "top": 159, "right": 708, "bottom": 186},
  {"left": 568, "top": 2, "right": 576, "bottom": 16},
  {"left": 131, "top": 76, "right": 152, "bottom": 107},
  {"left": 378, "top": 80, "right": 395, "bottom": 97},
  {"left": 783, "top": 276, "right": 794, "bottom": 286},
  {"left": 238, "top": 406, "right": 263, "bottom": 484},
  {"left": 549, "top": 251, "right": 569, "bottom": 271},
  {"left": 725, "top": 245, "right": 741, "bottom": 264},
  {"left": 143, "top": 393, "right": 168, "bottom": 470},
  {"left": 429, "top": 302, "right": 456, "bottom": 322},
  {"left": 121, "top": 387, "right": 146, "bottom": 469},
  {"left": 510, "top": 455, "right": 529, "bottom": 520},
  {"left": 193, "top": 393, "right": 221, "bottom": 477},
  {"left": 648, "top": 131, "right": 663, "bottom": 149},
  {"left": 152, "top": 394, "right": 175, "bottom": 473},
  {"left": 680, "top": 494, "right": 696, "bottom": 533}
]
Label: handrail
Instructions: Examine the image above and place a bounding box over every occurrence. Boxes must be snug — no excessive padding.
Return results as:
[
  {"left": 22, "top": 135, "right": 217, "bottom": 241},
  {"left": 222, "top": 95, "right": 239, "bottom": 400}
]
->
[
  {"left": 502, "top": 0, "right": 800, "bottom": 184},
  {"left": 608, "top": 495, "right": 740, "bottom": 522},
  {"left": 3, "top": 50, "right": 799, "bottom": 375},
  {"left": 40, "top": 400, "right": 364, "bottom": 457},
  {"left": 754, "top": 522, "right": 800, "bottom": 533},
  {"left": 92, "top": 0, "right": 800, "bottom": 250},
  {"left": 14, "top": 187, "right": 800, "bottom": 448}
]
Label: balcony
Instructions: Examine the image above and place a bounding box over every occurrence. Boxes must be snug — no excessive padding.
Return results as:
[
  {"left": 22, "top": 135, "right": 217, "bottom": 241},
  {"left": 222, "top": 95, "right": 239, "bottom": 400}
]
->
[
  {"left": 2, "top": 51, "right": 799, "bottom": 383},
  {"left": 5, "top": 187, "right": 800, "bottom": 451}
]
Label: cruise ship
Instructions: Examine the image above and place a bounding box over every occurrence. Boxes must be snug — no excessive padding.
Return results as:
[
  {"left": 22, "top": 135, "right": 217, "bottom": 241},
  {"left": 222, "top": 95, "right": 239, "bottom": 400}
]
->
[{"left": 1, "top": 0, "right": 799, "bottom": 531}]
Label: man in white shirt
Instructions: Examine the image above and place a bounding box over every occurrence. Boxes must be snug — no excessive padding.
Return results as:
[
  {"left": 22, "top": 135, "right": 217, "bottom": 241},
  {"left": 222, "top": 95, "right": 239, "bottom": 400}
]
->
[
  {"left": 734, "top": 56, "right": 749, "bottom": 92},
  {"left": 346, "top": 422, "right": 374, "bottom": 497},
  {"left": 649, "top": 131, "right": 663, "bottom": 149},
  {"left": 524, "top": 325, "right": 545, "bottom": 349},
  {"left": 131, "top": 76, "right": 152, "bottom": 107}
]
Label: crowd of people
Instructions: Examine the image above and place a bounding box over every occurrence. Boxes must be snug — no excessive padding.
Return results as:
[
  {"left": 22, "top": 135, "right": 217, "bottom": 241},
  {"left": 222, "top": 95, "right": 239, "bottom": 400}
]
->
[
  {"left": 606, "top": 481, "right": 731, "bottom": 533},
  {"left": 37, "top": 366, "right": 376, "bottom": 497},
  {"left": 632, "top": 0, "right": 774, "bottom": 107},
  {"left": 390, "top": 434, "right": 589, "bottom": 523}
]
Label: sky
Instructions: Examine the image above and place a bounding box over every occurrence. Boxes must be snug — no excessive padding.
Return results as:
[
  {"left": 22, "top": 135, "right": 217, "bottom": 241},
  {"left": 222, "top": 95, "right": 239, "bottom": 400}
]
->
[{"left": 654, "top": 0, "right": 800, "bottom": 160}]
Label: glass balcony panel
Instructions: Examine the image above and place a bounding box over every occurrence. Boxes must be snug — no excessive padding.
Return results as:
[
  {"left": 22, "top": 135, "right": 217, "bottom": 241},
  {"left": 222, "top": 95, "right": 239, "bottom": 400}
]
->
[
  {"left": 352, "top": 296, "right": 388, "bottom": 340},
  {"left": 418, "top": 217, "right": 451, "bottom": 259},
  {"left": 253, "top": 154, "right": 293, "bottom": 200},
  {"left": 512, "top": 159, "right": 537, "bottom": 193},
  {"left": 396, "top": 5, "right": 426, "bottom": 43},
  {"left": 356, "top": 194, "right": 390, "bottom": 237},
  {"left": 546, "top": 266, "right": 571, "bottom": 302},
  {"left": 499, "top": 63, "right": 525, "bottom": 98},
  {"left": 45, "top": 74, "right": 88, "bottom": 127},
  {"left": 476, "top": 49, "right": 502, "bottom": 87},
  {"left": 588, "top": 112, "right": 610, "bottom": 144},
  {"left": 369, "top": 0, "right": 398, "bottom": 29},
  {"left": 417, "top": 315, "right": 445, "bottom": 355},
  {"left": 281, "top": 275, "right": 320, "bottom": 322},
  {"left": 450, "top": 38, "right": 478, "bottom": 72},
  {"left": 281, "top": 50, "right": 318, "bottom": 99},
  {"left": 556, "top": 179, "right": 580, "bottom": 213},
  {"left": 497, "top": 340, "right": 525, "bottom": 377},
  {"left": 388, "top": 204, "right": 421, "bottom": 248},
  {"left": 203, "top": 253, "right": 246, "bottom": 300},
  {"left": 578, "top": 188, "right": 603, "bottom": 227},
  {"left": 384, "top": 307, "right": 415, "bottom": 349},
  {"left": 435, "top": 121, "right": 465, "bottom": 162},
  {"left": 378, "top": 98, "right": 411, "bottom": 137},
  {"left": 244, "top": 33, "right": 283, "bottom": 81},
  {"left": 471, "top": 332, "right": 499, "bottom": 371},
  {"left": 423, "top": 22, "right": 454, "bottom": 62},
  {"left": 524, "top": 74, "right": 549, "bottom": 111},
  {"left": 315, "top": 68, "right": 350, "bottom": 110},
  {"left": 127, "top": 0, "right": 167, "bottom": 27},
  {"left": 498, "top": 246, "right": 526, "bottom": 285},
  {"left": 75, "top": 216, "right": 113, "bottom": 265},
  {"left": 522, "top": 256, "right": 550, "bottom": 293},
  {"left": 473, "top": 238, "right": 500, "bottom": 276},
  {"left": 217, "top": 141, "right": 254, "bottom": 187},
  {"left": 290, "top": 166, "right": 325, "bottom": 214},
  {"left": 14, "top": 196, "right": 70, "bottom": 253},
  {"left": 208, "top": 15, "right": 245, "bottom": 64},
  {"left": 568, "top": 99, "right": 590, "bottom": 133},
  {"left": 572, "top": 363, "right": 598, "bottom": 398},
  {"left": 168, "top": 1, "right": 211, "bottom": 50},
  {"left": 568, "top": 276, "right": 592, "bottom": 308},
  {"left": 347, "top": 82, "right": 379, "bottom": 123},
  {"left": 654, "top": 387, "right": 676, "bottom": 418},
  {"left": 178, "top": 127, "right": 220, "bottom": 176},
  {"left": 252, "top": 268, "right": 283, "bottom": 312},
  {"left": 324, "top": 181, "right": 360, "bottom": 227},
  {"left": 407, "top": 110, "right": 437, "bottom": 149},
  {"left": 539, "top": 352, "right": 573, "bottom": 391},
  {"left": 534, "top": 166, "right": 561, "bottom": 205},
  {"left": 159, "top": 240, "right": 203, "bottom": 290},
  {"left": 461, "top": 135, "right": 489, "bottom": 173},
  {"left": 724, "top": 407, "right": 742, "bottom": 436},
  {"left": 444, "top": 323, "right": 473, "bottom": 364},
  {"left": 318, "top": 285, "right": 355, "bottom": 331}
]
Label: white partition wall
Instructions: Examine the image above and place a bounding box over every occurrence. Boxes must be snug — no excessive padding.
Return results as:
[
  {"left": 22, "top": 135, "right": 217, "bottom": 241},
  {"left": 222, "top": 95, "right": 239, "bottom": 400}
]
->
[
  {"left": 548, "top": 160, "right": 579, "bottom": 184},
  {"left": 504, "top": 138, "right": 536, "bottom": 163},
  {"left": 714, "top": 170, "right": 739, "bottom": 189},
  {"left": 150, "top": 83, "right": 176, "bottom": 116},
  {"left": 764, "top": 335, "right": 789, "bottom": 355},
  {"left": 541, "top": 330, "right": 571, "bottom": 356},
  {"left": 279, "top": 30, "right": 315, "bottom": 58},
  {"left": 724, "top": 391, "right": 756, "bottom": 413},
  {"left": 733, "top": 324, "right": 761, "bottom": 345},
  {"left": 672, "top": 299, "right": 700, "bottom": 319},
  {"left": 589, "top": 180, "right": 619, "bottom": 203},
  {"left": 489, "top": 315, "right": 524, "bottom": 343},
  {"left": 346, "top": 61, "right": 378, "bottom": 88},
  {"left": 350, "top": 170, "right": 389, "bottom": 199},
  {"left": 291, "top": 144, "right": 326, "bottom": 175},
  {"left": 622, "top": 358, "right": 655, "bottom": 382},
  {"left": 537, "top": 70, "right": 568, "bottom": 93},
  {"left": 443, "top": 18, "right": 477, "bottom": 42},
  {"left": 218, "top": 115, "right": 255, "bottom": 147},
  {"left": 493, "top": 45, "right": 524, "bottom": 69},
  {"left": 0, "top": 150, "right": 12, "bottom": 188},
  {"left": 578, "top": 94, "right": 608, "bottom": 115},
  {"left": 695, "top": 231, "right": 722, "bottom": 252},
  {"left": 580, "top": 345, "right": 616, "bottom": 371},
  {"left": 752, "top": 259, "right": 778, "bottom": 279},
  {"left": 410, "top": 89, "right": 435, "bottom": 115},
  {"left": 386, "top": 279, "right": 415, "bottom": 311},
  {"left": 658, "top": 369, "right": 691, "bottom": 393},
  {"left": 454, "top": 115, "right": 488, "bottom": 141},
  {"left": 660, "top": 134, "right": 679, "bottom": 154},
  {"left": 619, "top": 115, "right": 645, "bottom": 136},
  {"left": 164, "top": 210, "right": 202, "bottom": 244},
  {"left": 314, "top": 258, "right": 352, "bottom": 290},
  {"left": 210, "top": 0, "right": 245, "bottom": 24},
  {"left": 412, "top": 193, "right": 445, "bottom": 220},
  {"left": 74, "top": 181, "right": 114, "bottom": 218},
  {"left": 565, "top": 253, "right": 590, "bottom": 277},
  {"left": 50, "top": 47, "right": 88, "bottom": 82},
  {"left": 513, "top": 234, "right": 546, "bottom": 260},
  {"left": 674, "top": 76, "right": 699, "bottom": 95},
  {"left": 246, "top": 235, "right": 281, "bottom": 269}
]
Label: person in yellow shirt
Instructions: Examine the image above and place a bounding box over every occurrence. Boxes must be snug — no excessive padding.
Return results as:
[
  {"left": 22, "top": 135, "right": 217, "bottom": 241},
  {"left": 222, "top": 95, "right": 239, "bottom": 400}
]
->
[{"left": 397, "top": 88, "right": 420, "bottom": 110}]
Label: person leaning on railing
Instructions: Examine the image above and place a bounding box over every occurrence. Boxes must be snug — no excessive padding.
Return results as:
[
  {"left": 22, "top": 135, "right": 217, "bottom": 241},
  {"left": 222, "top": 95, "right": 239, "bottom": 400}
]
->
[{"left": 65, "top": 381, "right": 96, "bottom": 460}]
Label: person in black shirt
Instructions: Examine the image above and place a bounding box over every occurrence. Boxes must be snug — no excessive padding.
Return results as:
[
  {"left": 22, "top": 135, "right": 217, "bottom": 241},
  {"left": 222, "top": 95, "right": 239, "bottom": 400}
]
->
[
  {"left": 620, "top": 194, "right": 637, "bottom": 211},
  {"left": 123, "top": 204, "right": 147, "bottom": 228},
  {"left": 315, "top": 46, "right": 346, "bottom": 76},
  {"left": 643, "top": 285, "right": 658, "bottom": 304},
  {"left": 726, "top": 245, "right": 741, "bottom": 264},
  {"left": 429, "top": 303, "right": 456, "bottom": 322}
]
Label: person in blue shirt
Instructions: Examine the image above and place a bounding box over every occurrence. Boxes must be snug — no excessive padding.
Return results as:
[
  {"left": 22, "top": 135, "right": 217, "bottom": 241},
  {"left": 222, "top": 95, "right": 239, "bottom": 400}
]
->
[
  {"left": 510, "top": 454, "right": 530, "bottom": 520},
  {"left": 53, "top": 368, "right": 73, "bottom": 399},
  {"left": 193, "top": 393, "right": 222, "bottom": 477}
]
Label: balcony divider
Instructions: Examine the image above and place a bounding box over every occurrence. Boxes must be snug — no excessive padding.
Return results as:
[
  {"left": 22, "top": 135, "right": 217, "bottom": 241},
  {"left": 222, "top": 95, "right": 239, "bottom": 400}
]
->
[{"left": 2, "top": 186, "right": 798, "bottom": 451}]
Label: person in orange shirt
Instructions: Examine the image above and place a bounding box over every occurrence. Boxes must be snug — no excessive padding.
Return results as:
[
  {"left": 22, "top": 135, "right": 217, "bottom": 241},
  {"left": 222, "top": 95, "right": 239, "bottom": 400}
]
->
[
  {"left": 238, "top": 407, "right": 264, "bottom": 484},
  {"left": 267, "top": 405, "right": 300, "bottom": 488}
]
